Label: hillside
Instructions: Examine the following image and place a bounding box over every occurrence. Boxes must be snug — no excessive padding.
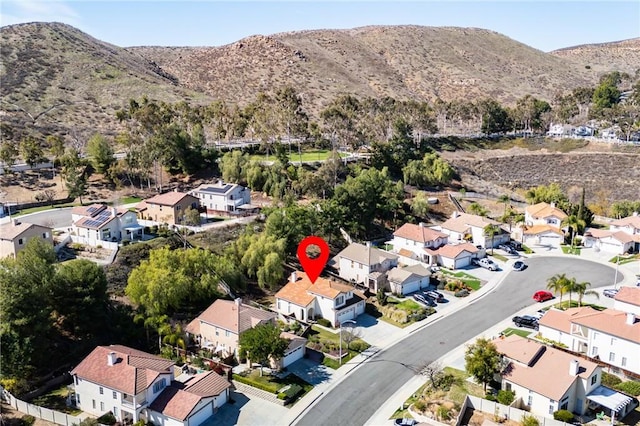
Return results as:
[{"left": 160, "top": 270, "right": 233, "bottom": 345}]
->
[
  {"left": 131, "top": 26, "right": 603, "bottom": 115},
  {"left": 550, "top": 38, "right": 640, "bottom": 76},
  {"left": 0, "top": 22, "right": 210, "bottom": 142}
]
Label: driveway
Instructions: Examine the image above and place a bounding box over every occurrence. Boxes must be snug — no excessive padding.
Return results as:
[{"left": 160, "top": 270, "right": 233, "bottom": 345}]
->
[
  {"left": 286, "top": 357, "right": 332, "bottom": 386},
  {"left": 212, "top": 390, "right": 289, "bottom": 426},
  {"left": 295, "top": 257, "right": 621, "bottom": 426}
]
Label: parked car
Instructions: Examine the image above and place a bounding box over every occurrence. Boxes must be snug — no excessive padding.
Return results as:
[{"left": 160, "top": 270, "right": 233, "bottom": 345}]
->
[
  {"left": 499, "top": 244, "right": 517, "bottom": 255},
  {"left": 508, "top": 241, "right": 523, "bottom": 251},
  {"left": 420, "top": 293, "right": 437, "bottom": 307},
  {"left": 413, "top": 293, "right": 428, "bottom": 305},
  {"left": 425, "top": 290, "right": 445, "bottom": 302},
  {"left": 533, "top": 291, "right": 554, "bottom": 302},
  {"left": 512, "top": 261, "right": 526, "bottom": 271},
  {"left": 512, "top": 315, "right": 539, "bottom": 330},
  {"left": 475, "top": 258, "right": 499, "bottom": 271},
  {"left": 603, "top": 288, "right": 619, "bottom": 298},
  {"left": 395, "top": 418, "right": 417, "bottom": 426},
  {"left": 430, "top": 265, "right": 441, "bottom": 273}
]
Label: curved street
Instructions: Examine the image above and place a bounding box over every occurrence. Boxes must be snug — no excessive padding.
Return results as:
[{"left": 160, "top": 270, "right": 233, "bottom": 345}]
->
[{"left": 294, "top": 257, "right": 622, "bottom": 426}]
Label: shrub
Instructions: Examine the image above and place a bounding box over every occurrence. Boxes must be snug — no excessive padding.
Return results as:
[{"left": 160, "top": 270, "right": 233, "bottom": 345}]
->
[
  {"left": 437, "top": 282, "right": 445, "bottom": 290},
  {"left": 289, "top": 321, "right": 301, "bottom": 332},
  {"left": 414, "top": 399, "right": 426, "bottom": 412},
  {"left": 0, "top": 378, "right": 30, "bottom": 396},
  {"left": 316, "top": 318, "right": 332, "bottom": 328},
  {"left": 553, "top": 410, "right": 573, "bottom": 422},
  {"left": 485, "top": 392, "right": 497, "bottom": 401},
  {"left": 601, "top": 372, "right": 622, "bottom": 388},
  {"left": 615, "top": 380, "right": 640, "bottom": 396},
  {"left": 349, "top": 341, "right": 368, "bottom": 352},
  {"left": 20, "top": 415, "right": 36, "bottom": 426},
  {"left": 455, "top": 289, "right": 470, "bottom": 297},
  {"left": 75, "top": 419, "right": 99, "bottom": 426},
  {"left": 520, "top": 414, "right": 540, "bottom": 426},
  {"left": 497, "top": 390, "right": 515, "bottom": 405},
  {"left": 96, "top": 412, "right": 117, "bottom": 425},
  {"left": 437, "top": 405, "right": 451, "bottom": 420}
]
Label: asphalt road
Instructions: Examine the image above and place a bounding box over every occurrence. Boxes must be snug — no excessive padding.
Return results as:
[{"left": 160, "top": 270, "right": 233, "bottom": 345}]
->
[
  {"left": 15, "top": 207, "right": 73, "bottom": 228},
  {"left": 295, "top": 257, "right": 622, "bottom": 426}
]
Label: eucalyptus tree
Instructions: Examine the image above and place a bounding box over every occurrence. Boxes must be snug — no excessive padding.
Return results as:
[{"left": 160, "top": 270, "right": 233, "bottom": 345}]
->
[{"left": 274, "top": 86, "right": 309, "bottom": 162}]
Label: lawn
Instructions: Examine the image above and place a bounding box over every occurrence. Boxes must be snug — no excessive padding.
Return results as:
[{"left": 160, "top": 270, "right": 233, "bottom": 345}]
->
[
  {"left": 501, "top": 327, "right": 531, "bottom": 338},
  {"left": 389, "top": 298, "right": 422, "bottom": 311},
  {"left": 31, "top": 384, "right": 81, "bottom": 415},
  {"left": 440, "top": 270, "right": 482, "bottom": 291},
  {"left": 561, "top": 245, "right": 581, "bottom": 255},
  {"left": 521, "top": 244, "right": 534, "bottom": 254},
  {"left": 609, "top": 255, "right": 639, "bottom": 265},
  {"left": 14, "top": 203, "right": 77, "bottom": 217},
  {"left": 553, "top": 301, "right": 606, "bottom": 311},
  {"left": 233, "top": 368, "right": 313, "bottom": 401},
  {"left": 307, "top": 325, "right": 370, "bottom": 369},
  {"left": 249, "top": 150, "right": 348, "bottom": 162}
]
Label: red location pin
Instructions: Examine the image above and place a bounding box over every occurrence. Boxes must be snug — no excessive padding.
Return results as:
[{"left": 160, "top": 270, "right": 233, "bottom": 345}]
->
[{"left": 297, "top": 236, "right": 330, "bottom": 284}]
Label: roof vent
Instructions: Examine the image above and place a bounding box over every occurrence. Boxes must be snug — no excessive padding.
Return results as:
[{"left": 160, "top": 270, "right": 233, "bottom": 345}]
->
[
  {"left": 107, "top": 351, "right": 117, "bottom": 366},
  {"left": 626, "top": 312, "right": 636, "bottom": 325}
]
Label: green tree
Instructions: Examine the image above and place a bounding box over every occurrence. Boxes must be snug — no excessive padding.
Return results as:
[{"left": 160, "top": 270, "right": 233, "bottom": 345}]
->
[
  {"left": 183, "top": 207, "right": 201, "bottom": 227},
  {"left": 86, "top": 134, "right": 115, "bottom": 175},
  {"left": 411, "top": 191, "right": 430, "bottom": 219},
  {"left": 484, "top": 224, "right": 500, "bottom": 255},
  {"left": 498, "top": 194, "right": 510, "bottom": 217},
  {"left": 464, "top": 337, "right": 500, "bottom": 392},
  {"left": 402, "top": 152, "right": 455, "bottom": 188},
  {"left": 239, "top": 233, "right": 287, "bottom": 289},
  {"left": 239, "top": 323, "right": 289, "bottom": 375},
  {"left": 20, "top": 136, "right": 46, "bottom": 168},
  {"left": 219, "top": 150, "right": 249, "bottom": 184},
  {"left": 546, "top": 273, "right": 570, "bottom": 305},
  {"left": 60, "top": 148, "right": 91, "bottom": 204},
  {"left": 467, "top": 202, "right": 488, "bottom": 217},
  {"left": 575, "top": 281, "right": 599, "bottom": 307},
  {"left": 592, "top": 75, "right": 621, "bottom": 110},
  {"left": 478, "top": 99, "right": 511, "bottom": 134},
  {"left": 0, "top": 140, "right": 19, "bottom": 170},
  {"left": 562, "top": 215, "right": 586, "bottom": 250}
]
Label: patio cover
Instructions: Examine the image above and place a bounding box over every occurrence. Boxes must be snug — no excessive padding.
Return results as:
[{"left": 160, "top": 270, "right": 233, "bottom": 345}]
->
[{"left": 587, "top": 386, "right": 634, "bottom": 412}]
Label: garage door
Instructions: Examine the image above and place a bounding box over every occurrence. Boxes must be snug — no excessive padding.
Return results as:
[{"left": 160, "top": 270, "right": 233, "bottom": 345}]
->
[
  {"left": 540, "top": 235, "right": 562, "bottom": 246},
  {"left": 282, "top": 345, "right": 305, "bottom": 367},
  {"left": 403, "top": 281, "right": 420, "bottom": 295},
  {"left": 455, "top": 255, "right": 472, "bottom": 269},
  {"left": 189, "top": 402, "right": 213, "bottom": 426}
]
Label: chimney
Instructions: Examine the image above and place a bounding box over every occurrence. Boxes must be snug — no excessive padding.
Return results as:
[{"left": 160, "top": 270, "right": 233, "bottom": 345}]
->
[
  {"left": 452, "top": 211, "right": 460, "bottom": 218},
  {"left": 290, "top": 271, "right": 297, "bottom": 283},
  {"left": 550, "top": 202, "right": 556, "bottom": 208},
  {"left": 174, "top": 188, "right": 178, "bottom": 192},
  {"left": 419, "top": 222, "right": 425, "bottom": 228},
  {"left": 626, "top": 312, "right": 636, "bottom": 325},
  {"left": 569, "top": 359, "right": 579, "bottom": 376},
  {"left": 112, "top": 207, "right": 117, "bottom": 217},
  {"left": 633, "top": 212, "right": 638, "bottom": 217},
  {"left": 365, "top": 241, "right": 371, "bottom": 248},
  {"left": 107, "top": 351, "right": 117, "bottom": 366},
  {"left": 13, "top": 218, "right": 21, "bottom": 226}
]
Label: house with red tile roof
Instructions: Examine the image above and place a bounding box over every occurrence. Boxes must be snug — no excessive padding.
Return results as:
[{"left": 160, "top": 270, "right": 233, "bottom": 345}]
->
[
  {"left": 71, "top": 203, "right": 143, "bottom": 245},
  {"left": 275, "top": 271, "right": 365, "bottom": 327},
  {"left": 434, "top": 242, "right": 480, "bottom": 269},
  {"left": 136, "top": 191, "right": 200, "bottom": 225},
  {"left": 333, "top": 242, "right": 399, "bottom": 292},
  {"left": 525, "top": 202, "right": 568, "bottom": 229},
  {"left": 186, "top": 298, "right": 276, "bottom": 360},
  {"left": 538, "top": 307, "right": 640, "bottom": 376},
  {"left": 387, "top": 264, "right": 431, "bottom": 296},
  {"left": 583, "top": 212, "right": 640, "bottom": 254},
  {"left": 614, "top": 287, "right": 640, "bottom": 315},
  {"left": 436, "top": 212, "right": 510, "bottom": 249},
  {"left": 391, "top": 223, "right": 448, "bottom": 263},
  {"left": 522, "top": 225, "right": 565, "bottom": 248},
  {"left": 71, "top": 345, "right": 230, "bottom": 426}
]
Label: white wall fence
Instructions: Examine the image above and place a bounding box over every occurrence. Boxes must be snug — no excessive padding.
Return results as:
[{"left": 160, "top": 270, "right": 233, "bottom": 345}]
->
[
  {"left": 457, "top": 395, "right": 571, "bottom": 426},
  {"left": 55, "top": 235, "right": 72, "bottom": 253},
  {"left": 2, "top": 390, "right": 84, "bottom": 426},
  {"left": 69, "top": 235, "right": 119, "bottom": 251}
]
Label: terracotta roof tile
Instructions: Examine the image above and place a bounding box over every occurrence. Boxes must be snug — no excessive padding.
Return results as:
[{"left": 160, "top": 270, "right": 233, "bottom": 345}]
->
[
  {"left": 71, "top": 345, "right": 174, "bottom": 394},
  {"left": 393, "top": 223, "right": 448, "bottom": 243},
  {"left": 494, "top": 335, "right": 598, "bottom": 401},
  {"left": 571, "top": 309, "right": 640, "bottom": 344},
  {"left": 611, "top": 215, "right": 640, "bottom": 230},
  {"left": 182, "top": 371, "right": 231, "bottom": 397},
  {"left": 148, "top": 387, "right": 201, "bottom": 421},
  {"left": 538, "top": 307, "right": 600, "bottom": 333},
  {"left": 275, "top": 272, "right": 354, "bottom": 306},
  {"left": 387, "top": 264, "right": 431, "bottom": 285},
  {"left": 523, "top": 225, "right": 564, "bottom": 236},
  {"left": 0, "top": 222, "right": 50, "bottom": 241},
  {"left": 525, "top": 202, "right": 568, "bottom": 220},
  {"left": 440, "top": 213, "right": 502, "bottom": 234},
  {"left": 436, "top": 243, "right": 478, "bottom": 259},
  {"left": 614, "top": 287, "right": 640, "bottom": 307}
]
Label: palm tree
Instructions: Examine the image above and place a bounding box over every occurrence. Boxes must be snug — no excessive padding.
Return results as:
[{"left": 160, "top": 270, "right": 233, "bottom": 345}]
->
[
  {"left": 565, "top": 277, "right": 579, "bottom": 307},
  {"left": 546, "top": 273, "right": 570, "bottom": 305},
  {"left": 163, "top": 323, "right": 187, "bottom": 358},
  {"left": 562, "top": 215, "right": 586, "bottom": 251},
  {"left": 498, "top": 194, "right": 510, "bottom": 216},
  {"left": 575, "top": 281, "right": 599, "bottom": 307},
  {"left": 468, "top": 202, "right": 488, "bottom": 217},
  {"left": 484, "top": 224, "right": 500, "bottom": 255}
]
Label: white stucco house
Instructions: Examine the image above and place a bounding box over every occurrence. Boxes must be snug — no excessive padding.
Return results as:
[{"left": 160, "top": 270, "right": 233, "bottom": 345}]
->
[
  {"left": 493, "top": 335, "right": 634, "bottom": 420},
  {"left": 538, "top": 306, "right": 640, "bottom": 377},
  {"left": 0, "top": 221, "right": 53, "bottom": 259},
  {"left": 71, "top": 204, "right": 143, "bottom": 245},
  {"left": 391, "top": 222, "right": 448, "bottom": 264},
  {"left": 71, "top": 345, "right": 230, "bottom": 426},
  {"left": 522, "top": 225, "right": 565, "bottom": 248},
  {"left": 189, "top": 181, "right": 252, "bottom": 215},
  {"left": 583, "top": 213, "right": 640, "bottom": 254},
  {"left": 333, "top": 242, "right": 399, "bottom": 292},
  {"left": 275, "top": 271, "right": 365, "bottom": 327},
  {"left": 435, "top": 212, "right": 510, "bottom": 249},
  {"left": 614, "top": 287, "right": 640, "bottom": 316},
  {"left": 525, "top": 202, "right": 568, "bottom": 229},
  {"left": 386, "top": 264, "right": 431, "bottom": 296}
]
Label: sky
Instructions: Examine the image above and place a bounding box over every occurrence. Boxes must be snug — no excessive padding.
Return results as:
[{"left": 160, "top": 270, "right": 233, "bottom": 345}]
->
[{"left": 0, "top": 1, "right": 638, "bottom": 52}]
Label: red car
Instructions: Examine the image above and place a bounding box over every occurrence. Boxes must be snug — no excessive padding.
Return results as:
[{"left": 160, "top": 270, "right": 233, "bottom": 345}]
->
[{"left": 533, "top": 291, "right": 554, "bottom": 302}]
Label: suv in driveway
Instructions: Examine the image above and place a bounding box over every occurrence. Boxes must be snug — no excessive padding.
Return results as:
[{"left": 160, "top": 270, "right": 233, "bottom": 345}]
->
[
  {"left": 473, "top": 258, "right": 499, "bottom": 271},
  {"left": 512, "top": 315, "right": 539, "bottom": 330},
  {"left": 498, "top": 244, "right": 517, "bottom": 255}
]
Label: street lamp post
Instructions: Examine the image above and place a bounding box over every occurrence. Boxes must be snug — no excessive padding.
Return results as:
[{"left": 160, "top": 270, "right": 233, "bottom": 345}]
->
[{"left": 339, "top": 319, "right": 357, "bottom": 366}]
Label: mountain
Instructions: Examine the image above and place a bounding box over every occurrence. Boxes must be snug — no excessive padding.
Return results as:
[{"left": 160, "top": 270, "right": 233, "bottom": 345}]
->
[
  {"left": 550, "top": 38, "right": 640, "bottom": 76},
  {"left": 1, "top": 22, "right": 637, "bottom": 140}
]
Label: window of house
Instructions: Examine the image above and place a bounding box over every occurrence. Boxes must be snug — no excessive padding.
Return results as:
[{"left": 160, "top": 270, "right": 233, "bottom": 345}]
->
[
  {"left": 159, "top": 205, "right": 162, "bottom": 211},
  {"left": 351, "top": 261, "right": 354, "bottom": 268},
  {"left": 622, "top": 357, "right": 627, "bottom": 367},
  {"left": 177, "top": 205, "right": 181, "bottom": 211},
  {"left": 609, "top": 352, "right": 615, "bottom": 362},
  {"left": 225, "top": 330, "right": 230, "bottom": 337},
  {"left": 153, "top": 378, "right": 166, "bottom": 393},
  {"left": 549, "top": 400, "right": 555, "bottom": 414},
  {"left": 92, "top": 400, "right": 96, "bottom": 409},
  {"left": 74, "top": 376, "right": 78, "bottom": 385},
  {"left": 277, "top": 301, "right": 281, "bottom": 310},
  {"left": 99, "top": 387, "right": 103, "bottom": 395},
  {"left": 18, "top": 238, "right": 24, "bottom": 245},
  {"left": 113, "top": 407, "right": 118, "bottom": 418},
  {"left": 527, "top": 395, "right": 532, "bottom": 406},
  {"left": 336, "top": 296, "right": 344, "bottom": 306},
  {"left": 100, "top": 402, "right": 104, "bottom": 411},
  {"left": 611, "top": 337, "right": 616, "bottom": 345},
  {"left": 77, "top": 394, "right": 81, "bottom": 404},
  {"left": 112, "top": 391, "right": 117, "bottom": 399},
  {"left": 591, "top": 346, "right": 598, "bottom": 356},
  {"left": 591, "top": 374, "right": 598, "bottom": 385},
  {"left": 593, "top": 332, "right": 599, "bottom": 339},
  {"left": 42, "top": 232, "right": 49, "bottom": 239},
  {"left": 359, "top": 263, "right": 362, "bottom": 269},
  {"left": 215, "top": 328, "right": 219, "bottom": 336},
  {"left": 505, "top": 383, "right": 511, "bottom": 392}
]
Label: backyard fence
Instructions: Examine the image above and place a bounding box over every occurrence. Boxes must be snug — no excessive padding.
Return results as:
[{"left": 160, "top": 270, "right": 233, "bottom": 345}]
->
[
  {"left": 457, "top": 395, "right": 571, "bottom": 426},
  {"left": 1, "top": 389, "right": 84, "bottom": 426}
]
